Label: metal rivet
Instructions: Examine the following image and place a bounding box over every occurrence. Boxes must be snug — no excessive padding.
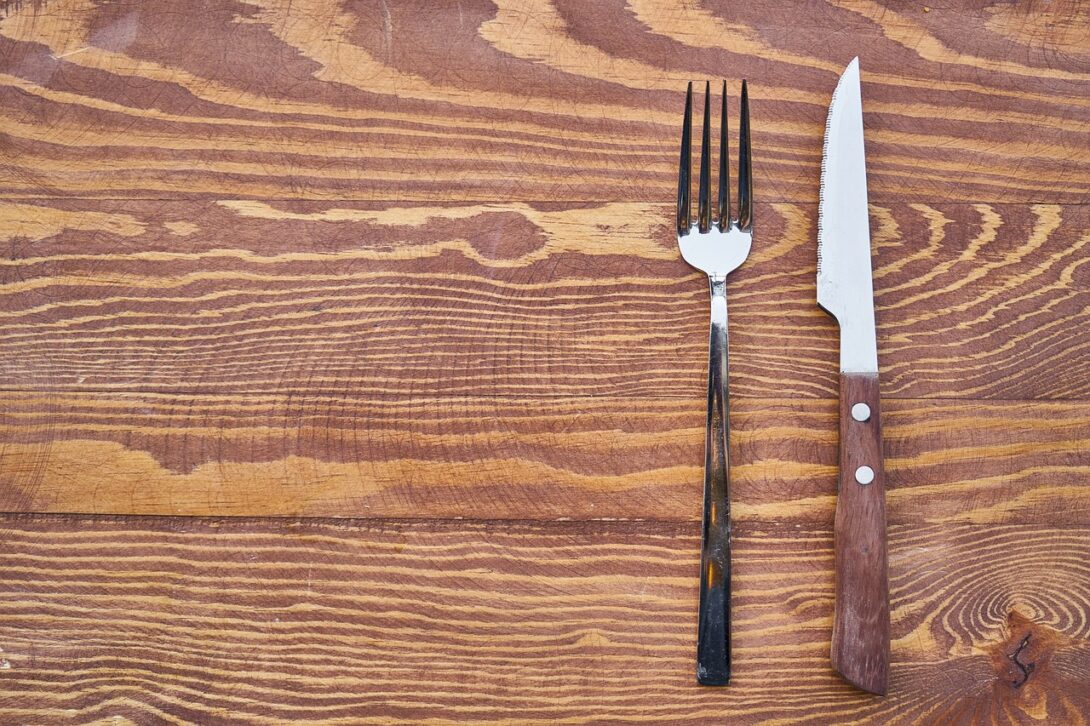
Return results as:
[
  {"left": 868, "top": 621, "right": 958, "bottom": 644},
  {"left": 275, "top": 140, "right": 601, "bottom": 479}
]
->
[
  {"left": 855, "top": 466, "right": 875, "bottom": 485},
  {"left": 851, "top": 403, "right": 871, "bottom": 422}
]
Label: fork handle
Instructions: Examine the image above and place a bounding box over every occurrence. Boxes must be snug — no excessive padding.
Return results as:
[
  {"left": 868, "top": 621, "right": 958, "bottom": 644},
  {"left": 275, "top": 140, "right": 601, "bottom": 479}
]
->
[
  {"left": 830, "top": 372, "right": 890, "bottom": 695},
  {"left": 696, "top": 275, "right": 731, "bottom": 686}
]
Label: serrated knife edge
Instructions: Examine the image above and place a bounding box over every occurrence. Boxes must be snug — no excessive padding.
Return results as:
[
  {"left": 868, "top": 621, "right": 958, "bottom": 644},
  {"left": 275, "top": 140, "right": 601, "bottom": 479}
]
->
[{"left": 817, "top": 56, "right": 858, "bottom": 280}]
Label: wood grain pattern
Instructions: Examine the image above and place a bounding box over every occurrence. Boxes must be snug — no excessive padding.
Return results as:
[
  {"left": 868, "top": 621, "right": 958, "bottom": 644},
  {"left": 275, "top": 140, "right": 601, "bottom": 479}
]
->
[
  {"left": 831, "top": 373, "right": 889, "bottom": 695},
  {"left": 1, "top": 391, "right": 1089, "bottom": 525},
  {"left": 1, "top": 0, "right": 1088, "bottom": 720},
  {"left": 1, "top": 199, "right": 1088, "bottom": 399},
  {"left": 0, "top": 515, "right": 1087, "bottom": 724},
  {"left": 1, "top": 0, "right": 1089, "bottom": 203}
]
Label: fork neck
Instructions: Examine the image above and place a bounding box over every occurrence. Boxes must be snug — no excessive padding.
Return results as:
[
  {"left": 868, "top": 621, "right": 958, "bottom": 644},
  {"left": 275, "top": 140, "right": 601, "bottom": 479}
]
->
[{"left": 709, "top": 275, "right": 727, "bottom": 327}]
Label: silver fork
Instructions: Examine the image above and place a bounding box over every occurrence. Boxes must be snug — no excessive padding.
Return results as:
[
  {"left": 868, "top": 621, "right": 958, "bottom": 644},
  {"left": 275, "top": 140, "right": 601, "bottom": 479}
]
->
[{"left": 676, "top": 80, "right": 752, "bottom": 686}]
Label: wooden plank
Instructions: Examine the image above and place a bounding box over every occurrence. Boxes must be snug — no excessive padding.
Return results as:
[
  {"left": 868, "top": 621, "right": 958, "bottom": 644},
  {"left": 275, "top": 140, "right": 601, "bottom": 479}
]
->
[
  {"left": 1, "top": 392, "right": 1087, "bottom": 524},
  {"left": 2, "top": 199, "right": 1088, "bottom": 400},
  {"left": 1, "top": 0, "right": 1088, "bottom": 203},
  {"left": 0, "top": 515, "right": 1086, "bottom": 723}
]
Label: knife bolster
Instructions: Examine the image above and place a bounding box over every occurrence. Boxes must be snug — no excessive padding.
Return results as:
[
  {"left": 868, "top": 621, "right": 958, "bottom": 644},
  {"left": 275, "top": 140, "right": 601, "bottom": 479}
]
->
[{"left": 830, "top": 372, "right": 890, "bottom": 695}]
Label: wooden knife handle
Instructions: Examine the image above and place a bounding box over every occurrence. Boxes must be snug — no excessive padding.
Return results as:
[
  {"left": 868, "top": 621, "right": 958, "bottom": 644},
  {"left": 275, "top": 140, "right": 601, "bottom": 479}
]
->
[{"left": 830, "top": 372, "right": 890, "bottom": 695}]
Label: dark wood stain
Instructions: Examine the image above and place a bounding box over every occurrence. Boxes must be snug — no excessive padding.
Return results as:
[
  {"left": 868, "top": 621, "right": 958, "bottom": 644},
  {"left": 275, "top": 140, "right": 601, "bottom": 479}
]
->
[{"left": 830, "top": 373, "right": 889, "bottom": 695}]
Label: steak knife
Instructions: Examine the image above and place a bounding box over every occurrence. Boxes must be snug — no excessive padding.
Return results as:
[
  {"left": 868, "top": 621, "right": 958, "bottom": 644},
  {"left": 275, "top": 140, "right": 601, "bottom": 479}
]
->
[{"left": 817, "top": 57, "right": 890, "bottom": 696}]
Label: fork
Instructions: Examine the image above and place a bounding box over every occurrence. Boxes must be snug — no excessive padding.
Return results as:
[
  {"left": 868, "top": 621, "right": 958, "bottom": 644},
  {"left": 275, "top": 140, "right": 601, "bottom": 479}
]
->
[{"left": 676, "top": 80, "right": 752, "bottom": 686}]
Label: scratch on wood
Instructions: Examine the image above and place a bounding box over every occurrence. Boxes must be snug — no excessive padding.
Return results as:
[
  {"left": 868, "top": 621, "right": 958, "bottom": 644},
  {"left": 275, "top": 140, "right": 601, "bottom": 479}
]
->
[{"left": 50, "top": 47, "right": 89, "bottom": 59}]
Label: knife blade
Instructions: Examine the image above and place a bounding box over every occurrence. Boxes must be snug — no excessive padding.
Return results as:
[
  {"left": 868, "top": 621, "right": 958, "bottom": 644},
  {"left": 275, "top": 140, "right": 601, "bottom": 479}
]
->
[{"left": 817, "top": 57, "right": 890, "bottom": 696}]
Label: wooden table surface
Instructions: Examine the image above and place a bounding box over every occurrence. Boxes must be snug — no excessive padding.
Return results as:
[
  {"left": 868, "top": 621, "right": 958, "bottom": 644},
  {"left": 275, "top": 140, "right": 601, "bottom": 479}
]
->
[{"left": 1, "top": 0, "right": 1089, "bottom": 723}]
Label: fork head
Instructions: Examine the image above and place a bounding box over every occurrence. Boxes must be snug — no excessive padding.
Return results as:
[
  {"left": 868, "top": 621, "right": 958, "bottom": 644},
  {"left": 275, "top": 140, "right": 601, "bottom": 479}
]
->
[{"left": 676, "top": 80, "right": 753, "bottom": 278}]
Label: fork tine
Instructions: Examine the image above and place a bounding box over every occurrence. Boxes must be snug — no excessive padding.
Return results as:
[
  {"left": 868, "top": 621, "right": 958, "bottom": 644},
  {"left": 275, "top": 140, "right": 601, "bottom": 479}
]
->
[
  {"left": 698, "top": 81, "right": 712, "bottom": 232},
  {"left": 737, "top": 80, "right": 753, "bottom": 230},
  {"left": 677, "top": 82, "right": 692, "bottom": 236},
  {"left": 716, "top": 80, "right": 729, "bottom": 231}
]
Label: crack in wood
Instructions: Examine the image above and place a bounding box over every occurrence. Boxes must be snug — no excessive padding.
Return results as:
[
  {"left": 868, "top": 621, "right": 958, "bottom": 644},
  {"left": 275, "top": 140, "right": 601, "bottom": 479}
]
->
[{"left": 1008, "top": 633, "right": 1036, "bottom": 688}]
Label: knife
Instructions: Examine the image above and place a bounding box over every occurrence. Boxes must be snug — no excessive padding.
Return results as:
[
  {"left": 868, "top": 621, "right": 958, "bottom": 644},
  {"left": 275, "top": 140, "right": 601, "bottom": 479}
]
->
[{"left": 817, "top": 57, "right": 890, "bottom": 696}]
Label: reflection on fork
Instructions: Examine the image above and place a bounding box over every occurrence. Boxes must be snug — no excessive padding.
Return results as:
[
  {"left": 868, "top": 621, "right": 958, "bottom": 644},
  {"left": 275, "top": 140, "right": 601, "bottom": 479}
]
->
[{"left": 676, "top": 80, "right": 753, "bottom": 686}]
